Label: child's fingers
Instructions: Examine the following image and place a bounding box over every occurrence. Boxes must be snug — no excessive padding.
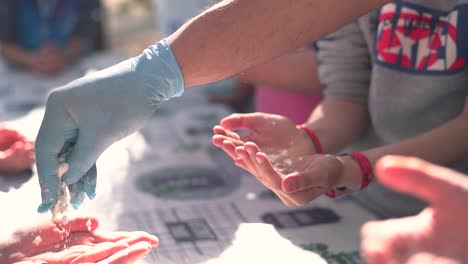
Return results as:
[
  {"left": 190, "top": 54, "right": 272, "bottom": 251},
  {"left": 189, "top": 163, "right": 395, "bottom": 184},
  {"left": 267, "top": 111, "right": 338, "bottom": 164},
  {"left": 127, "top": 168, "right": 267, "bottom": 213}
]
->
[
  {"left": 220, "top": 113, "right": 271, "bottom": 132},
  {"left": 234, "top": 156, "right": 249, "bottom": 171},
  {"left": 99, "top": 241, "right": 153, "bottom": 264},
  {"left": 94, "top": 231, "right": 158, "bottom": 247},
  {"left": 235, "top": 146, "right": 259, "bottom": 177},
  {"left": 219, "top": 139, "right": 239, "bottom": 160},
  {"left": 213, "top": 125, "right": 241, "bottom": 140},
  {"left": 212, "top": 135, "right": 245, "bottom": 148},
  {"left": 247, "top": 147, "right": 282, "bottom": 190}
]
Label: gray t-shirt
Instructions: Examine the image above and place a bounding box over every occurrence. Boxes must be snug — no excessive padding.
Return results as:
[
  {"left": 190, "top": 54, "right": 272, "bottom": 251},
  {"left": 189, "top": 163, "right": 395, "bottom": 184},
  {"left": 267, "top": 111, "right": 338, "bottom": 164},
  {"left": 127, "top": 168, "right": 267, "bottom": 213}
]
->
[{"left": 316, "top": 0, "right": 468, "bottom": 218}]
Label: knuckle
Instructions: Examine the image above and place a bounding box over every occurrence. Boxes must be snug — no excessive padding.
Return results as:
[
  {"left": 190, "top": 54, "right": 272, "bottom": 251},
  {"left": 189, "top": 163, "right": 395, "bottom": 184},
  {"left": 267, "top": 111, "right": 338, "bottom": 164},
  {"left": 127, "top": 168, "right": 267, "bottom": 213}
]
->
[
  {"left": 45, "top": 89, "right": 71, "bottom": 114},
  {"left": 46, "top": 89, "right": 65, "bottom": 105}
]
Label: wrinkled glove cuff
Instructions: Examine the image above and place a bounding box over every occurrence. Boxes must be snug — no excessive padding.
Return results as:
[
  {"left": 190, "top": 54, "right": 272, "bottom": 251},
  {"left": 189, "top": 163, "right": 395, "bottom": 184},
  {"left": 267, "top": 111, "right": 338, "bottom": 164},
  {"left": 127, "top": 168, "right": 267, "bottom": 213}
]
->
[{"left": 133, "top": 39, "right": 185, "bottom": 105}]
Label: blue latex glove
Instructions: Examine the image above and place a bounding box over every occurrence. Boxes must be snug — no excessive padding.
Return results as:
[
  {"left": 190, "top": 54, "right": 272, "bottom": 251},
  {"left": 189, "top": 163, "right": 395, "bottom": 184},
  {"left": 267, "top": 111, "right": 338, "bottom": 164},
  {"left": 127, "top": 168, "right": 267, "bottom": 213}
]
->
[{"left": 35, "top": 40, "right": 184, "bottom": 212}]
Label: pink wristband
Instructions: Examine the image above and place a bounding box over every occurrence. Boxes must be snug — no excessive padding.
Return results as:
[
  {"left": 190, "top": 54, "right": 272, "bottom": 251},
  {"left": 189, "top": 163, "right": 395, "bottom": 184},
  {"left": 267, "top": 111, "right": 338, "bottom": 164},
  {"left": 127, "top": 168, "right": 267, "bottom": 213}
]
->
[
  {"left": 325, "top": 152, "right": 373, "bottom": 198},
  {"left": 350, "top": 152, "right": 373, "bottom": 190},
  {"left": 296, "top": 125, "right": 323, "bottom": 154}
]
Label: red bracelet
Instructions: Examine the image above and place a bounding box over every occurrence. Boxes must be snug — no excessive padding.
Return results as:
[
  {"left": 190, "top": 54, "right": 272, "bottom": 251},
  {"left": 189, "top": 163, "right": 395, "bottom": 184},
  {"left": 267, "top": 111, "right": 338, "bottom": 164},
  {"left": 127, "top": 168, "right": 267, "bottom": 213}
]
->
[
  {"left": 350, "top": 152, "right": 373, "bottom": 190},
  {"left": 325, "top": 152, "right": 373, "bottom": 198},
  {"left": 296, "top": 125, "right": 324, "bottom": 154}
]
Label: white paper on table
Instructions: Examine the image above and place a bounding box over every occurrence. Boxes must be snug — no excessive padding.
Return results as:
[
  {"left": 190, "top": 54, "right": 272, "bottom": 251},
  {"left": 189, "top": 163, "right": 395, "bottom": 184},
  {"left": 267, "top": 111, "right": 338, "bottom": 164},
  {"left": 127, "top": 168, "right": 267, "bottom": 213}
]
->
[{"left": 203, "top": 223, "right": 327, "bottom": 264}]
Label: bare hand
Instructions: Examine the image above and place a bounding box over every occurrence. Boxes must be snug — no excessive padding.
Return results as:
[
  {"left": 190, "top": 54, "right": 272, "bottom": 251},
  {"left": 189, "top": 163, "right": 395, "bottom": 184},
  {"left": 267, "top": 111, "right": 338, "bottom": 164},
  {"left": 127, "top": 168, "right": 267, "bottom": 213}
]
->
[
  {"left": 0, "top": 128, "right": 27, "bottom": 151},
  {"left": 0, "top": 128, "right": 34, "bottom": 174},
  {"left": 213, "top": 113, "right": 346, "bottom": 205},
  {"left": 361, "top": 156, "right": 468, "bottom": 264},
  {"left": 234, "top": 141, "right": 345, "bottom": 206},
  {"left": 0, "top": 217, "right": 159, "bottom": 264},
  {"left": 213, "top": 113, "right": 315, "bottom": 161}
]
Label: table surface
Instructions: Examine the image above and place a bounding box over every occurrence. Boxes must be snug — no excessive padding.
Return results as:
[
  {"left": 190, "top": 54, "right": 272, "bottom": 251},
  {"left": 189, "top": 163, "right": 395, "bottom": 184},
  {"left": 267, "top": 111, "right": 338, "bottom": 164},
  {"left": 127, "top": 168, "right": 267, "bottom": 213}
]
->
[{"left": 0, "top": 54, "right": 377, "bottom": 264}]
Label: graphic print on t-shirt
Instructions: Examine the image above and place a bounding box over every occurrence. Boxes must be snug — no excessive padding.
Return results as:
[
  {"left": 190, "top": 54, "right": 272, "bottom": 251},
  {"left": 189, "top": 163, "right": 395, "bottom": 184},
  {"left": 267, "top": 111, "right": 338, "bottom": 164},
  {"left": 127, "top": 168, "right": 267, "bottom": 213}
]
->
[{"left": 375, "top": 2, "right": 468, "bottom": 74}]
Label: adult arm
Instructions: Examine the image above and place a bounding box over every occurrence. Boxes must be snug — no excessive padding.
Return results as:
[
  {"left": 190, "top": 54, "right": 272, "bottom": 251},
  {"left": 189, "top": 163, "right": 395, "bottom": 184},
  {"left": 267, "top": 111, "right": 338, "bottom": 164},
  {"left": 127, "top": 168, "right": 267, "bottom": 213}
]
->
[
  {"left": 239, "top": 48, "right": 322, "bottom": 93},
  {"left": 168, "top": 0, "right": 389, "bottom": 87},
  {"left": 34, "top": 0, "right": 390, "bottom": 212}
]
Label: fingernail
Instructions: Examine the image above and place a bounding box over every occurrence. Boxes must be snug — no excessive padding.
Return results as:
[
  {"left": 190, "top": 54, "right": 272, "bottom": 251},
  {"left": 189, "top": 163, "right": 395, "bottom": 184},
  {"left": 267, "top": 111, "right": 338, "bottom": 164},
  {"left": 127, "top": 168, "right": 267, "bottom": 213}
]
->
[{"left": 37, "top": 202, "right": 54, "bottom": 213}]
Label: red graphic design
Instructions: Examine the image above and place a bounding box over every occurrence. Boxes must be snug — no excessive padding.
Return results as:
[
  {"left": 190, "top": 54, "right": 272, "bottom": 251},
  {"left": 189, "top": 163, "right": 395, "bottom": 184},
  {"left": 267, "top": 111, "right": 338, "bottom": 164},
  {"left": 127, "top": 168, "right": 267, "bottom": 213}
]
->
[{"left": 376, "top": 3, "right": 465, "bottom": 72}]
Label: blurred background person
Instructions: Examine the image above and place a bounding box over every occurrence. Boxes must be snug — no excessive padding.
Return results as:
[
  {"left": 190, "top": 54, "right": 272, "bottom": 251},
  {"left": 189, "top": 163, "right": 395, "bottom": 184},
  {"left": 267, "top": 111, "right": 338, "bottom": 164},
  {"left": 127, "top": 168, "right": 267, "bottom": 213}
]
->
[{"left": 0, "top": 0, "right": 99, "bottom": 76}]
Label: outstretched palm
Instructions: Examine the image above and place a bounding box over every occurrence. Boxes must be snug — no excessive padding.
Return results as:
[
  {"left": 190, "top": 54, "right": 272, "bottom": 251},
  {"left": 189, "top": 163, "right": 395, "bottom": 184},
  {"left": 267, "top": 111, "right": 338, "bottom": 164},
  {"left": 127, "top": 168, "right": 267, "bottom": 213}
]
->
[
  {"left": 213, "top": 113, "right": 315, "bottom": 163},
  {"left": 1, "top": 217, "right": 158, "bottom": 264}
]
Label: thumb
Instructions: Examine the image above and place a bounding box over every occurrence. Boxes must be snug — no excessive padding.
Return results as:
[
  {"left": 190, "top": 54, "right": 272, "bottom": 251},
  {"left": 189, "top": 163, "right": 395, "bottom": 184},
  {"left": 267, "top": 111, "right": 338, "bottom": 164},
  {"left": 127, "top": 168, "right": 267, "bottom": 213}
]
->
[
  {"left": 220, "top": 113, "right": 275, "bottom": 131},
  {"left": 281, "top": 157, "right": 330, "bottom": 193},
  {"left": 376, "top": 155, "right": 468, "bottom": 205},
  {"left": 281, "top": 169, "right": 330, "bottom": 194}
]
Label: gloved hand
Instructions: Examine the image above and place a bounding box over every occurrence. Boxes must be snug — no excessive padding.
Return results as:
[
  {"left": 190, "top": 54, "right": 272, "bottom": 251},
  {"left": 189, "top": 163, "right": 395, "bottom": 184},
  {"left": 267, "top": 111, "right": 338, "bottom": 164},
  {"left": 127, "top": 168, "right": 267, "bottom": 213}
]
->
[{"left": 35, "top": 40, "right": 184, "bottom": 213}]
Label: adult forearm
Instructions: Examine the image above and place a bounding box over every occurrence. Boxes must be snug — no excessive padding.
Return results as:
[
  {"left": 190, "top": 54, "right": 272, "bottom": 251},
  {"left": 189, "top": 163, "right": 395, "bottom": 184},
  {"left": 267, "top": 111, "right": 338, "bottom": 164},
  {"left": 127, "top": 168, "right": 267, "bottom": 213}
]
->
[
  {"left": 304, "top": 99, "right": 369, "bottom": 154},
  {"left": 0, "top": 43, "right": 33, "bottom": 68},
  {"left": 167, "top": 0, "right": 389, "bottom": 87},
  {"left": 239, "top": 49, "right": 322, "bottom": 93}
]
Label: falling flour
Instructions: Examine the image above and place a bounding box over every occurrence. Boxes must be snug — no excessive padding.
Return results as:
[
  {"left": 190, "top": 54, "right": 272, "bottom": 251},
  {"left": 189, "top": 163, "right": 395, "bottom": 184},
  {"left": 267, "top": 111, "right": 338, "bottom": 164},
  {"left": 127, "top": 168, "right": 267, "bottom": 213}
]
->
[
  {"left": 86, "top": 218, "right": 93, "bottom": 231},
  {"left": 52, "top": 159, "right": 70, "bottom": 227},
  {"left": 33, "top": 235, "right": 42, "bottom": 246}
]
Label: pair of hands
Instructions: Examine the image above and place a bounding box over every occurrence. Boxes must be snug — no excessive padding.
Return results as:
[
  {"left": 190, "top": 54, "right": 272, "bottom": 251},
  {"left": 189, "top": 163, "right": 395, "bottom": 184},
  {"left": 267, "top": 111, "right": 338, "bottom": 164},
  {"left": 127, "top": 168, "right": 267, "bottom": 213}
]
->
[
  {"left": 28, "top": 42, "right": 67, "bottom": 76},
  {"left": 212, "top": 113, "right": 346, "bottom": 206},
  {"left": 213, "top": 112, "right": 468, "bottom": 263},
  {"left": 0, "top": 217, "right": 158, "bottom": 264},
  {"left": 0, "top": 128, "right": 34, "bottom": 174}
]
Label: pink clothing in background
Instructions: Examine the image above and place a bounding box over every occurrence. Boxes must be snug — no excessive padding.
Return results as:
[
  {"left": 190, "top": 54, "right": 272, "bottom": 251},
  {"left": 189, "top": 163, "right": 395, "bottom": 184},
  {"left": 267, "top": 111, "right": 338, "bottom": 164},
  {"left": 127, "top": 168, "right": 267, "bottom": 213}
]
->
[{"left": 255, "top": 86, "right": 322, "bottom": 125}]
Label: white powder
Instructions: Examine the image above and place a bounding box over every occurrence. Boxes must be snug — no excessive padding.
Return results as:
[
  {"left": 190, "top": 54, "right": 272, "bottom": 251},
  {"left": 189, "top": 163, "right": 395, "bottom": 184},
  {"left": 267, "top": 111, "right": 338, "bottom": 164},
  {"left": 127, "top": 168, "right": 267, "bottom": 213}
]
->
[
  {"left": 52, "top": 161, "right": 70, "bottom": 227},
  {"left": 268, "top": 150, "right": 289, "bottom": 163},
  {"left": 86, "top": 218, "right": 93, "bottom": 231},
  {"left": 33, "top": 235, "right": 42, "bottom": 245},
  {"left": 245, "top": 192, "right": 256, "bottom": 200}
]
